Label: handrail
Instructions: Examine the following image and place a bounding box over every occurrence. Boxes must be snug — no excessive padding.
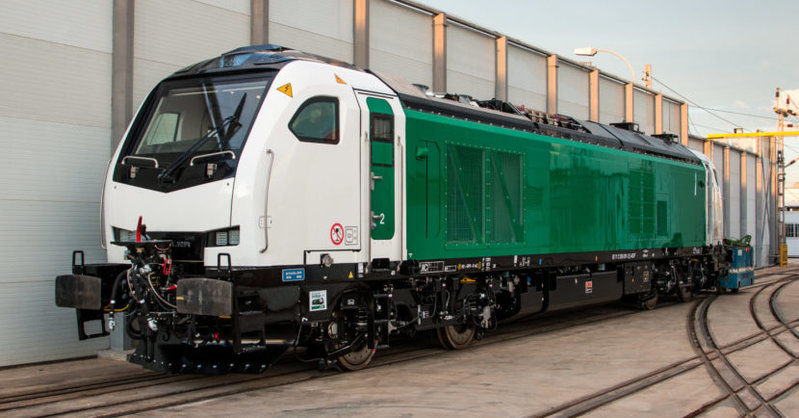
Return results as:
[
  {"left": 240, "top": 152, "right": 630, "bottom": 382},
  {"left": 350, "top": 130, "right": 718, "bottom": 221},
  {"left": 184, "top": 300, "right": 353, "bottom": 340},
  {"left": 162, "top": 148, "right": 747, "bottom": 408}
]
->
[
  {"left": 121, "top": 155, "right": 159, "bottom": 168},
  {"left": 189, "top": 150, "right": 236, "bottom": 166},
  {"left": 260, "top": 149, "right": 274, "bottom": 253},
  {"left": 99, "top": 160, "right": 110, "bottom": 250}
]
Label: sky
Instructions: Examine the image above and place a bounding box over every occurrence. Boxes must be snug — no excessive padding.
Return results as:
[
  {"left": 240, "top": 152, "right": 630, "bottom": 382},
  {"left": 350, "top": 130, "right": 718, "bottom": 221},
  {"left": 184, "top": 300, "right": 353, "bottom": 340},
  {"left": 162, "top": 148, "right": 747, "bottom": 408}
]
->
[{"left": 415, "top": 0, "right": 799, "bottom": 183}]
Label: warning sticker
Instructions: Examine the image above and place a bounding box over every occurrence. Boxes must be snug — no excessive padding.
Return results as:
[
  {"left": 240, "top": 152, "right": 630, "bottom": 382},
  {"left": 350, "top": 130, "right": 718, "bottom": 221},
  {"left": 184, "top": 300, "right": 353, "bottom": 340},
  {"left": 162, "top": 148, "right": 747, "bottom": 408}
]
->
[
  {"left": 277, "top": 83, "right": 293, "bottom": 97},
  {"left": 309, "top": 290, "right": 328, "bottom": 312},
  {"left": 345, "top": 226, "right": 359, "bottom": 246},
  {"left": 330, "top": 223, "right": 344, "bottom": 246},
  {"left": 585, "top": 280, "right": 593, "bottom": 294}
]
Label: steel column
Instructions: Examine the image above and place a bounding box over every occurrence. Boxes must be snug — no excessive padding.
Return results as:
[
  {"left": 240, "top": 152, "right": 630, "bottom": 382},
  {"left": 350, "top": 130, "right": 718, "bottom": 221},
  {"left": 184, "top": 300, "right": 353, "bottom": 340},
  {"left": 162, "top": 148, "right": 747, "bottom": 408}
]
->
[
  {"left": 353, "top": 0, "right": 369, "bottom": 68},
  {"left": 495, "top": 36, "right": 507, "bottom": 102},
  {"left": 624, "top": 83, "right": 633, "bottom": 123},
  {"left": 589, "top": 70, "right": 599, "bottom": 122},
  {"left": 654, "top": 93, "right": 663, "bottom": 134},
  {"left": 110, "top": 0, "right": 135, "bottom": 351},
  {"left": 680, "top": 103, "right": 689, "bottom": 146},
  {"left": 111, "top": 0, "right": 135, "bottom": 152},
  {"left": 741, "top": 153, "right": 748, "bottom": 236},
  {"left": 723, "top": 146, "right": 731, "bottom": 236},
  {"left": 250, "top": 0, "right": 269, "bottom": 45},
  {"left": 547, "top": 55, "right": 557, "bottom": 114},
  {"left": 432, "top": 13, "right": 446, "bottom": 92}
]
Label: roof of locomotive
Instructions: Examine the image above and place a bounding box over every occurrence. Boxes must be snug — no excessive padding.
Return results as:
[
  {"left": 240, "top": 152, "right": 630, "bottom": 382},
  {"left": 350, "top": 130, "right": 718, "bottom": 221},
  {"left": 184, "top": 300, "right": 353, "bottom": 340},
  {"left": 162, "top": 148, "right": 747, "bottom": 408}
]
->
[
  {"left": 165, "top": 45, "right": 699, "bottom": 165},
  {"left": 166, "top": 44, "right": 361, "bottom": 78},
  {"left": 374, "top": 71, "right": 700, "bottom": 165}
]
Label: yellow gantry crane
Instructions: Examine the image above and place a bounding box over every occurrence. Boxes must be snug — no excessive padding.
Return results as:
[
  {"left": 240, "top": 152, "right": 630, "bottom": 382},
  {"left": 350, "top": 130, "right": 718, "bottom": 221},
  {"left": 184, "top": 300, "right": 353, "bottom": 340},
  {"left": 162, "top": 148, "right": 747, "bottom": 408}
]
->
[{"left": 705, "top": 89, "right": 799, "bottom": 266}]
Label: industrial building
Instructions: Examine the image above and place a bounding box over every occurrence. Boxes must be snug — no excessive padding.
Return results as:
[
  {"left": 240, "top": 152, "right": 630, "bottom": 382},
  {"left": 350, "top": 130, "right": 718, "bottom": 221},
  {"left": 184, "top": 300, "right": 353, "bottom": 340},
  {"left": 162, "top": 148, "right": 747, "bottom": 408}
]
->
[{"left": 0, "top": 0, "right": 779, "bottom": 366}]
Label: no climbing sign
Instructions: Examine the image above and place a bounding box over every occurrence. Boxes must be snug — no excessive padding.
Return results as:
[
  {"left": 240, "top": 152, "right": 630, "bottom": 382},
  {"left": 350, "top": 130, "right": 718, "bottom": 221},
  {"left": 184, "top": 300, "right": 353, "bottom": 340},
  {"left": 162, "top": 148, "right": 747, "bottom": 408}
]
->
[{"left": 330, "top": 223, "right": 344, "bottom": 245}]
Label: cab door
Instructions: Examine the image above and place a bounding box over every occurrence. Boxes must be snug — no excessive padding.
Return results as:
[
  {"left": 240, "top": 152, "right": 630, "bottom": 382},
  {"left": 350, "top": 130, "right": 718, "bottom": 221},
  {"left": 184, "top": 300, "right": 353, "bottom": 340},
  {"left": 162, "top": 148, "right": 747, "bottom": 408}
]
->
[{"left": 356, "top": 92, "right": 403, "bottom": 266}]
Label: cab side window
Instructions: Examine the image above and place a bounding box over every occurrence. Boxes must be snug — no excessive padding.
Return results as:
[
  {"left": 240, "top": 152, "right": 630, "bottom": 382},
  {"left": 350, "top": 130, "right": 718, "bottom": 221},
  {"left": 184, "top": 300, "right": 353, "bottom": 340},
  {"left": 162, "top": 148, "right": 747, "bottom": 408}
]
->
[{"left": 289, "top": 97, "right": 339, "bottom": 144}]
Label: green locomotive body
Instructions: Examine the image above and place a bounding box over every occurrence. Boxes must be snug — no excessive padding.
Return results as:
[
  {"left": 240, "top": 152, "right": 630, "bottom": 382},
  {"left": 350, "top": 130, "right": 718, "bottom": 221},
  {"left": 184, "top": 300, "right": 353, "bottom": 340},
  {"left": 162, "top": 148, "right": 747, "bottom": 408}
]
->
[{"left": 405, "top": 108, "right": 706, "bottom": 261}]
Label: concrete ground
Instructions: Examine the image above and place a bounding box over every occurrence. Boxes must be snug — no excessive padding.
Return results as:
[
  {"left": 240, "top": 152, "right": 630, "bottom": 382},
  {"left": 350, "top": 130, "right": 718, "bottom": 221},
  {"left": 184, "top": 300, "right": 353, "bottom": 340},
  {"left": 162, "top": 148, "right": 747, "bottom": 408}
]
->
[
  {"left": 2, "top": 266, "right": 797, "bottom": 417},
  {"left": 140, "top": 267, "right": 799, "bottom": 417}
]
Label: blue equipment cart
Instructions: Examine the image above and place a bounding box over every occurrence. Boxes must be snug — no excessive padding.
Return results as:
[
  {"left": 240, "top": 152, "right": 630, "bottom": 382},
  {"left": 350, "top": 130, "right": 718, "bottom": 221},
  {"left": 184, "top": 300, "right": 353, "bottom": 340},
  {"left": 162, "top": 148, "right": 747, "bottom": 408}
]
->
[{"left": 719, "top": 239, "right": 754, "bottom": 291}]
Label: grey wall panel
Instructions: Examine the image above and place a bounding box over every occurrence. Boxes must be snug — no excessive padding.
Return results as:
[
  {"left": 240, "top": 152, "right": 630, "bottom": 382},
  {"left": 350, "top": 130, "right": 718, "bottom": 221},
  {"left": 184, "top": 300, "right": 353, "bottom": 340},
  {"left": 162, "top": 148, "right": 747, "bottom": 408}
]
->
[
  {"left": 0, "top": 118, "right": 110, "bottom": 204},
  {"left": 747, "top": 154, "right": 757, "bottom": 238},
  {"left": 0, "top": 1, "right": 113, "bottom": 365},
  {"left": 507, "top": 45, "right": 546, "bottom": 112},
  {"left": 713, "top": 144, "right": 725, "bottom": 236},
  {"left": 0, "top": 200, "right": 106, "bottom": 285},
  {"left": 447, "top": 24, "right": 495, "bottom": 99},
  {"left": 0, "top": 34, "right": 111, "bottom": 128},
  {"left": 0, "top": 281, "right": 109, "bottom": 366},
  {"left": 665, "top": 100, "right": 681, "bottom": 135},
  {"left": 194, "top": 0, "right": 250, "bottom": 14},
  {"left": 132, "top": 59, "right": 181, "bottom": 113},
  {"left": 634, "top": 89, "right": 655, "bottom": 135},
  {"left": 134, "top": 0, "right": 250, "bottom": 108},
  {"left": 270, "top": 0, "right": 353, "bottom": 63},
  {"left": 598, "top": 76, "right": 624, "bottom": 124},
  {"left": 729, "top": 150, "right": 742, "bottom": 239},
  {"left": 370, "top": 0, "right": 433, "bottom": 87},
  {"left": 0, "top": 0, "right": 112, "bottom": 53},
  {"left": 557, "top": 63, "right": 589, "bottom": 119},
  {"left": 688, "top": 138, "right": 705, "bottom": 153}
]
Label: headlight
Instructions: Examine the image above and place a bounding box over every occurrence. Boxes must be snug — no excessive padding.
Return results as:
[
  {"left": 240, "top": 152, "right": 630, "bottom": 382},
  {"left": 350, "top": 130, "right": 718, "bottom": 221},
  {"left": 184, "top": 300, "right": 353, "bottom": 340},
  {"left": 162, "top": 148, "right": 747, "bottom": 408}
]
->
[
  {"left": 208, "top": 227, "right": 240, "bottom": 247},
  {"left": 113, "top": 227, "right": 137, "bottom": 242}
]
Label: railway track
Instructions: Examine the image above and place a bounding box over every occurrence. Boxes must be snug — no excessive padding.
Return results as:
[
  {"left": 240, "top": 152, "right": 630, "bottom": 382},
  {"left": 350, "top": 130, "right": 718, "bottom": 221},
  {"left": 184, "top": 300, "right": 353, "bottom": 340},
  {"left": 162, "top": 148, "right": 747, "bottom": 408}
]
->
[
  {"left": 0, "top": 301, "right": 645, "bottom": 417},
  {"left": 3, "top": 270, "right": 796, "bottom": 417},
  {"left": 688, "top": 275, "right": 799, "bottom": 417},
  {"left": 532, "top": 271, "right": 799, "bottom": 417}
]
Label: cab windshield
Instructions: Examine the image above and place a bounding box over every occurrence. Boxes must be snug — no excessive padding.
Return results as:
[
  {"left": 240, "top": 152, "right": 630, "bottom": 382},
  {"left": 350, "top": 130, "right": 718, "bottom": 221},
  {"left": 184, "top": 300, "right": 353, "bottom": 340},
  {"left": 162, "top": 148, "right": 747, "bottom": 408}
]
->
[{"left": 130, "top": 76, "right": 270, "bottom": 166}]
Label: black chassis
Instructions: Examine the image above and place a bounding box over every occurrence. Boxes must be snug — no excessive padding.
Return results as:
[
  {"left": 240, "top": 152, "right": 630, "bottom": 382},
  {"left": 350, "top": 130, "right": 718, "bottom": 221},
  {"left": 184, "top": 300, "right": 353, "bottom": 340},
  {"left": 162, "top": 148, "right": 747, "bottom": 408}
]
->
[{"left": 56, "top": 244, "right": 723, "bottom": 373}]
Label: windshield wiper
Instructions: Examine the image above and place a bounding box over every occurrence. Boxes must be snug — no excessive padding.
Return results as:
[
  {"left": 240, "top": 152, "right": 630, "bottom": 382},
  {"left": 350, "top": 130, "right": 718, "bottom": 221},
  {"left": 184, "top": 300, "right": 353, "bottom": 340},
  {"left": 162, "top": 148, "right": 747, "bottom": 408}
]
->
[
  {"left": 157, "top": 94, "right": 247, "bottom": 185},
  {"left": 158, "top": 117, "right": 236, "bottom": 184}
]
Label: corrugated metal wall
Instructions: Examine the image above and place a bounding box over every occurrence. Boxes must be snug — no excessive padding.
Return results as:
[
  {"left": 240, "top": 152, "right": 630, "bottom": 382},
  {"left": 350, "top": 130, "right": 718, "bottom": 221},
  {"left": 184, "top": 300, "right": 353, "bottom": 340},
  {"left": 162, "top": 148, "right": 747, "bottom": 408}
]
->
[
  {"left": 507, "top": 45, "right": 547, "bottom": 112},
  {"left": 598, "top": 76, "right": 625, "bottom": 125},
  {"left": 0, "top": 0, "right": 114, "bottom": 365},
  {"left": 557, "top": 63, "right": 589, "bottom": 120},
  {"left": 446, "top": 22, "right": 494, "bottom": 99},
  {"left": 664, "top": 100, "right": 681, "bottom": 135},
  {"left": 369, "top": 0, "right": 432, "bottom": 87},
  {"left": 634, "top": 89, "right": 655, "bottom": 135},
  {"left": 728, "top": 150, "right": 742, "bottom": 239},
  {"left": 688, "top": 137, "right": 705, "bottom": 153},
  {"left": 270, "top": 0, "right": 353, "bottom": 63},
  {"left": 133, "top": 0, "right": 250, "bottom": 107},
  {"left": 746, "top": 154, "right": 757, "bottom": 239}
]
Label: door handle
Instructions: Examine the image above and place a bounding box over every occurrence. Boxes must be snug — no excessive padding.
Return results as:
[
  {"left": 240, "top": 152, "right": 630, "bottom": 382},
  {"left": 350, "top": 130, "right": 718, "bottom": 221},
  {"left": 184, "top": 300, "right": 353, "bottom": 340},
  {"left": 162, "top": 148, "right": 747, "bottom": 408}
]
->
[
  {"left": 370, "top": 171, "right": 382, "bottom": 190},
  {"left": 370, "top": 211, "right": 385, "bottom": 229}
]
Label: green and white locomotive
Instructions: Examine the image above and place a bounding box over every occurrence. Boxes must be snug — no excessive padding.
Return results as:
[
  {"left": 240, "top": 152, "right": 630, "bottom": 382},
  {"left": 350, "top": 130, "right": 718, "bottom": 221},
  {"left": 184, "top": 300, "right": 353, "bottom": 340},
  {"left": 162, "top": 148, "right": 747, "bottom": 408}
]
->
[{"left": 56, "top": 45, "right": 726, "bottom": 373}]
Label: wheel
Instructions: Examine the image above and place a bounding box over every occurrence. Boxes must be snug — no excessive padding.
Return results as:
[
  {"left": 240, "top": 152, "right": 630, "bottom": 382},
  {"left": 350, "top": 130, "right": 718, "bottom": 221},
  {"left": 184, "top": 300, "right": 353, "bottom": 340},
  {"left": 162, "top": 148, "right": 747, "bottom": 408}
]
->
[
  {"left": 641, "top": 293, "right": 658, "bottom": 310},
  {"left": 336, "top": 340, "right": 375, "bottom": 371},
  {"left": 677, "top": 283, "right": 693, "bottom": 302},
  {"left": 330, "top": 291, "right": 376, "bottom": 372},
  {"left": 437, "top": 323, "right": 476, "bottom": 350}
]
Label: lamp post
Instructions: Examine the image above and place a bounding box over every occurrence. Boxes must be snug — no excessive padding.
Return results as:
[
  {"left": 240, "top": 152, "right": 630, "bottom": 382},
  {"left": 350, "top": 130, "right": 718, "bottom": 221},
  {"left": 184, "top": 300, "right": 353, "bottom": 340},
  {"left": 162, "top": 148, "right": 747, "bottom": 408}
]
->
[
  {"left": 575, "top": 47, "right": 636, "bottom": 123},
  {"left": 573, "top": 47, "right": 636, "bottom": 84}
]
